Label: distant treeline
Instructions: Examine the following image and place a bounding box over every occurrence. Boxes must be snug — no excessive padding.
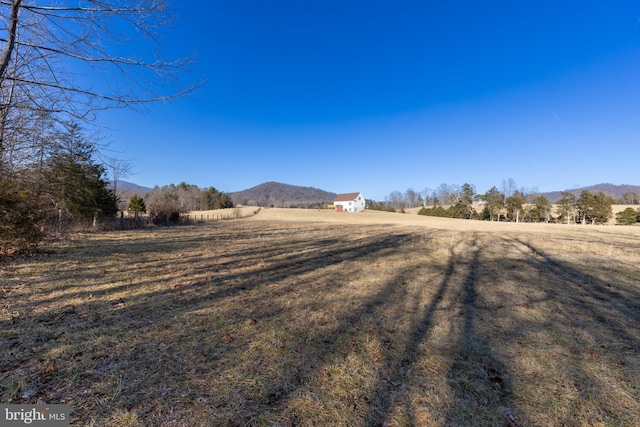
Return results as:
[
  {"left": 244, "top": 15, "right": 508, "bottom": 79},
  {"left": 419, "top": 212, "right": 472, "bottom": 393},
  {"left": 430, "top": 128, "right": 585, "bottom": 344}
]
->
[
  {"left": 379, "top": 180, "right": 640, "bottom": 225},
  {"left": 131, "top": 183, "right": 235, "bottom": 221}
]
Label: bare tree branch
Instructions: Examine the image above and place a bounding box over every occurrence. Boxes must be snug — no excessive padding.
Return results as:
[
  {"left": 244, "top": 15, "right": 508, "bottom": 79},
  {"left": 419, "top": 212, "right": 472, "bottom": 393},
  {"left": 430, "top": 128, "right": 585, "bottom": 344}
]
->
[
  {"left": 0, "top": 0, "right": 22, "bottom": 79},
  {"left": 0, "top": 1, "right": 198, "bottom": 180}
]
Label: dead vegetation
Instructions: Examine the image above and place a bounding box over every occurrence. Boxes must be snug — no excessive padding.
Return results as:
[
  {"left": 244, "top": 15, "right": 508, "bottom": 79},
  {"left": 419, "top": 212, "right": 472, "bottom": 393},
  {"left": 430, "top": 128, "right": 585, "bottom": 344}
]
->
[{"left": 1, "top": 209, "right": 639, "bottom": 426}]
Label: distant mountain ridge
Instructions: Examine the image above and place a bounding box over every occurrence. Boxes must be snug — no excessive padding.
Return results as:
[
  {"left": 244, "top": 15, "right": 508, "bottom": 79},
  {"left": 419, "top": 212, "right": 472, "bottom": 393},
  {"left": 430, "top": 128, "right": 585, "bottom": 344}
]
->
[
  {"left": 542, "top": 183, "right": 640, "bottom": 203},
  {"left": 229, "top": 181, "right": 337, "bottom": 207},
  {"left": 111, "top": 180, "right": 153, "bottom": 192},
  {"left": 110, "top": 180, "right": 153, "bottom": 211},
  {"left": 110, "top": 180, "right": 639, "bottom": 205}
]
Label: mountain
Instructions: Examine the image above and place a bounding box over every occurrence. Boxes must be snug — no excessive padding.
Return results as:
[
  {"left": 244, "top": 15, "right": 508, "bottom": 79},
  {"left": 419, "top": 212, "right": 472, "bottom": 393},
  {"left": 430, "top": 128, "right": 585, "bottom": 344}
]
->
[
  {"left": 111, "top": 181, "right": 153, "bottom": 210},
  {"left": 542, "top": 183, "right": 640, "bottom": 203},
  {"left": 111, "top": 180, "right": 153, "bottom": 193},
  {"left": 229, "top": 181, "right": 337, "bottom": 207}
]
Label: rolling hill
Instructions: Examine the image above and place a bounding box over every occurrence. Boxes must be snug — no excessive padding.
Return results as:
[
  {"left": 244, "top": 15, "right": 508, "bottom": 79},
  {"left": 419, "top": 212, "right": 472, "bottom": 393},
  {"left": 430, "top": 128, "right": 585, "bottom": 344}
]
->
[
  {"left": 110, "top": 180, "right": 639, "bottom": 206},
  {"left": 542, "top": 183, "right": 640, "bottom": 203},
  {"left": 229, "top": 181, "right": 337, "bottom": 207},
  {"left": 111, "top": 180, "right": 153, "bottom": 193}
]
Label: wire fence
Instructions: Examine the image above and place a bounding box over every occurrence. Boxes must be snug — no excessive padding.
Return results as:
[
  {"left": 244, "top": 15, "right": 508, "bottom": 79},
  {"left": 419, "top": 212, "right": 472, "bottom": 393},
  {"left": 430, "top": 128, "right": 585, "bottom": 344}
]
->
[{"left": 44, "top": 207, "right": 262, "bottom": 235}]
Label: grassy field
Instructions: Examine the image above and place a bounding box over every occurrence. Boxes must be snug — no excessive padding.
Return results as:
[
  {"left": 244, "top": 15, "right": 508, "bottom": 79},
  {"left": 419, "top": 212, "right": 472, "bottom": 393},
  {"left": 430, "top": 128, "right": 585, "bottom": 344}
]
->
[{"left": 1, "top": 209, "right": 639, "bottom": 426}]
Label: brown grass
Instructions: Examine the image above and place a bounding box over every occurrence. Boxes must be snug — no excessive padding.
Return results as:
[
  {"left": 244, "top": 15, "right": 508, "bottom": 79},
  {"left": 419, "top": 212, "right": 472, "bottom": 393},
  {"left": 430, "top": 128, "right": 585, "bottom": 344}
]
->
[{"left": 1, "top": 209, "right": 639, "bottom": 426}]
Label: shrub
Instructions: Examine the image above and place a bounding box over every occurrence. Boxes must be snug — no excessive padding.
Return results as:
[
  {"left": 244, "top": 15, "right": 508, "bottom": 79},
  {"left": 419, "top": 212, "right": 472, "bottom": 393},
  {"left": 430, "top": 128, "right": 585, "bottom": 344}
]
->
[
  {"left": 615, "top": 207, "right": 640, "bottom": 225},
  {"left": 0, "top": 186, "right": 44, "bottom": 255},
  {"left": 418, "top": 206, "right": 449, "bottom": 217}
]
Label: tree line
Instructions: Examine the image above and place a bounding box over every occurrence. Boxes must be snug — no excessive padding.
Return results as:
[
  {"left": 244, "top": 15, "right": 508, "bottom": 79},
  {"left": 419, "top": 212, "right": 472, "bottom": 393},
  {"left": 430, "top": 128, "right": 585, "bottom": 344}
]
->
[
  {"left": 133, "top": 183, "right": 234, "bottom": 222},
  {"left": 0, "top": 121, "right": 236, "bottom": 253},
  {"left": 1, "top": 1, "right": 193, "bottom": 255},
  {"left": 0, "top": 119, "right": 120, "bottom": 254},
  {"left": 380, "top": 180, "right": 640, "bottom": 225}
]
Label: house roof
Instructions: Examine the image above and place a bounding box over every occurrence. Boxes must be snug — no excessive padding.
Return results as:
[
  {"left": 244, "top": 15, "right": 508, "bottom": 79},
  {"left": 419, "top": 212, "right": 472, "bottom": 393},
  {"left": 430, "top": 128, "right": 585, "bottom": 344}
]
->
[{"left": 334, "top": 192, "right": 360, "bottom": 202}]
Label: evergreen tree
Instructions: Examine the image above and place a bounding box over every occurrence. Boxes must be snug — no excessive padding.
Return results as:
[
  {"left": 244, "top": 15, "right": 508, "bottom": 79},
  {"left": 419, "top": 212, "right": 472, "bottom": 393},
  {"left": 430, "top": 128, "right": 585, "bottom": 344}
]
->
[
  {"left": 418, "top": 205, "right": 448, "bottom": 217},
  {"left": 0, "top": 179, "right": 44, "bottom": 254},
  {"left": 43, "top": 123, "right": 117, "bottom": 222},
  {"left": 528, "top": 195, "right": 551, "bottom": 222},
  {"left": 128, "top": 194, "right": 147, "bottom": 220},
  {"left": 506, "top": 191, "right": 526, "bottom": 222},
  {"left": 556, "top": 192, "right": 577, "bottom": 224},
  {"left": 460, "top": 183, "right": 476, "bottom": 205},
  {"left": 480, "top": 205, "right": 491, "bottom": 221},
  {"left": 576, "top": 191, "right": 595, "bottom": 224},
  {"left": 449, "top": 202, "right": 475, "bottom": 219},
  {"left": 615, "top": 207, "right": 640, "bottom": 225},
  {"left": 480, "top": 186, "right": 505, "bottom": 221},
  {"left": 456, "top": 183, "right": 477, "bottom": 219},
  {"left": 591, "top": 192, "right": 615, "bottom": 224},
  {"left": 577, "top": 190, "right": 614, "bottom": 225},
  {"left": 202, "top": 187, "right": 234, "bottom": 210}
]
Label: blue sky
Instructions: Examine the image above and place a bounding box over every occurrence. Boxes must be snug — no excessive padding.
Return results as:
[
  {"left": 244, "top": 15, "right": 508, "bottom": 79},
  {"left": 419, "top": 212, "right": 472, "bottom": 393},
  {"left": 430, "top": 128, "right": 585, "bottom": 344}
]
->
[{"left": 101, "top": 1, "right": 640, "bottom": 200}]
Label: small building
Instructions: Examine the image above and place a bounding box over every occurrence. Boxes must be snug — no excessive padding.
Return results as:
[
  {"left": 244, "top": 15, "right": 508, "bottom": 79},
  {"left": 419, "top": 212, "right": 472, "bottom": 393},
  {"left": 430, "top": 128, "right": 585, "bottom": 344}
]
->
[{"left": 334, "top": 192, "right": 365, "bottom": 212}]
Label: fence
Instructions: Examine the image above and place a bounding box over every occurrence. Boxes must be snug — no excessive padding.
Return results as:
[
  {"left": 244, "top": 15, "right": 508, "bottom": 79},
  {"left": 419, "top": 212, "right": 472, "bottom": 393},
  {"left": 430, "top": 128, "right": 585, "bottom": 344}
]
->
[
  {"left": 43, "top": 207, "right": 261, "bottom": 235},
  {"left": 120, "top": 207, "right": 261, "bottom": 228}
]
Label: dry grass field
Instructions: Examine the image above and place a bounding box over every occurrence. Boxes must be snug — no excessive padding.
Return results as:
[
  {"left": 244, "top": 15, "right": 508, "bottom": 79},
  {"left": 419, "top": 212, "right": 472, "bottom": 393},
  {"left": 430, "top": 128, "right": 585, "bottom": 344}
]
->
[{"left": 2, "top": 208, "right": 639, "bottom": 426}]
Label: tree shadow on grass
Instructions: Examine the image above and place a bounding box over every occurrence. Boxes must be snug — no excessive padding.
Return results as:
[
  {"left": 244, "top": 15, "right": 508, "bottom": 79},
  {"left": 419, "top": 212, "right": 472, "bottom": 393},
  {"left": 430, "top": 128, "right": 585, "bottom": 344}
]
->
[
  {"left": 4, "top": 223, "right": 403, "bottom": 308},
  {"left": 444, "top": 238, "right": 520, "bottom": 426},
  {"left": 509, "top": 237, "right": 640, "bottom": 338},
  {"left": 510, "top": 237, "right": 640, "bottom": 424},
  {"left": 0, "top": 222, "right": 427, "bottom": 424},
  {"left": 466, "top": 234, "right": 640, "bottom": 426},
  {"left": 209, "top": 230, "right": 445, "bottom": 425},
  {"left": 362, "top": 238, "right": 462, "bottom": 426},
  {"left": 4, "top": 224, "right": 638, "bottom": 425}
]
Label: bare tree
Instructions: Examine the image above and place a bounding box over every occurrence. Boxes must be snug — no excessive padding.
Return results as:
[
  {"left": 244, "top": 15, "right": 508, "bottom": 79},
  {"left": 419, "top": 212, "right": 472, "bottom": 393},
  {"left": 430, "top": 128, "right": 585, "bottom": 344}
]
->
[
  {"left": 404, "top": 187, "right": 418, "bottom": 208},
  {"left": 386, "top": 190, "right": 404, "bottom": 212},
  {"left": 556, "top": 191, "right": 577, "bottom": 224},
  {"left": 520, "top": 186, "right": 539, "bottom": 204},
  {"left": 420, "top": 186, "right": 432, "bottom": 206},
  {"left": 621, "top": 192, "right": 640, "bottom": 205},
  {"left": 102, "top": 155, "right": 133, "bottom": 210},
  {"left": 501, "top": 178, "right": 517, "bottom": 199},
  {"left": 0, "top": 1, "right": 196, "bottom": 178},
  {"left": 436, "top": 183, "right": 460, "bottom": 206}
]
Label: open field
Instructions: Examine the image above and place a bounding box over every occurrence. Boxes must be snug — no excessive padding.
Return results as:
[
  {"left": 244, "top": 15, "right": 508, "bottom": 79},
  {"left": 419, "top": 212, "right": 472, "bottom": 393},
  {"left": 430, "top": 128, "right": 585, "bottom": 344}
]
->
[{"left": 2, "top": 209, "right": 639, "bottom": 426}]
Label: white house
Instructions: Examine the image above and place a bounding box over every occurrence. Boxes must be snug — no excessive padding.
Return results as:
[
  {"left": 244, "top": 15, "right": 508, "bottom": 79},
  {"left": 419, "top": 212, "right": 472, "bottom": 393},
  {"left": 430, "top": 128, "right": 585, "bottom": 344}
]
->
[{"left": 334, "top": 192, "right": 365, "bottom": 212}]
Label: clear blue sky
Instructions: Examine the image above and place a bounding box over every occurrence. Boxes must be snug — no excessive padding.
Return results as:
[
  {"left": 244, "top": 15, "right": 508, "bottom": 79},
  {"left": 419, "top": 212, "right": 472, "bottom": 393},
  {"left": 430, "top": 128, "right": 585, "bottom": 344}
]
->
[{"left": 101, "top": 1, "right": 640, "bottom": 201}]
